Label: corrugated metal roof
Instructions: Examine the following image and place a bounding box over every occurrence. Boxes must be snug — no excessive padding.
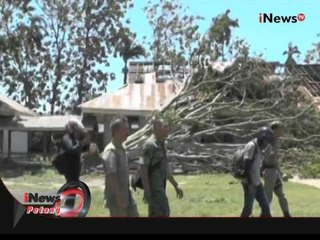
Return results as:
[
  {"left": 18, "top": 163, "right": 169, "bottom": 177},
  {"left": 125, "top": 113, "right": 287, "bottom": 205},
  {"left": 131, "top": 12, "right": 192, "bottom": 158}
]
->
[
  {"left": 302, "top": 80, "right": 320, "bottom": 97},
  {"left": 0, "top": 94, "right": 37, "bottom": 116},
  {"left": 19, "top": 115, "right": 82, "bottom": 130},
  {"left": 0, "top": 114, "right": 104, "bottom": 132},
  {"left": 290, "top": 64, "right": 320, "bottom": 97},
  {"left": 297, "top": 64, "right": 320, "bottom": 82},
  {"left": 79, "top": 81, "right": 182, "bottom": 114},
  {"left": 0, "top": 115, "right": 81, "bottom": 131}
]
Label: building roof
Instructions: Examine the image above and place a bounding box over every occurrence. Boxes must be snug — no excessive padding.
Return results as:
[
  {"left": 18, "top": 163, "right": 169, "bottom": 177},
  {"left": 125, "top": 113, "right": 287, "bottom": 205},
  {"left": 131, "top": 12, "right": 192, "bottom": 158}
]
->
[
  {"left": 79, "top": 81, "right": 182, "bottom": 115},
  {"left": 0, "top": 94, "right": 37, "bottom": 117},
  {"left": 302, "top": 81, "right": 320, "bottom": 97},
  {"left": 295, "top": 64, "right": 320, "bottom": 82},
  {"left": 290, "top": 64, "right": 320, "bottom": 97},
  {"left": 17, "top": 115, "right": 82, "bottom": 131},
  {"left": 0, "top": 115, "right": 103, "bottom": 132},
  {"left": 129, "top": 60, "right": 171, "bottom": 66},
  {"left": 0, "top": 115, "right": 80, "bottom": 131}
]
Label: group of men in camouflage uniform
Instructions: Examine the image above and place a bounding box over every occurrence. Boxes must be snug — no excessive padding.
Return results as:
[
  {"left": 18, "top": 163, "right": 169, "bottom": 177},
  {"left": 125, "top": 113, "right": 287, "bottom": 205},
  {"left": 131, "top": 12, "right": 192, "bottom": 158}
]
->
[
  {"left": 100, "top": 116, "right": 183, "bottom": 217},
  {"left": 100, "top": 115, "right": 290, "bottom": 217}
]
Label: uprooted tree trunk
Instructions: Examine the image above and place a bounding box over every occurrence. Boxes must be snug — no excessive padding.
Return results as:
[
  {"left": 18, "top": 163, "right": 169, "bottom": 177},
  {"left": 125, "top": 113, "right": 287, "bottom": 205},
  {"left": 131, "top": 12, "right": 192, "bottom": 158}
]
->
[{"left": 124, "top": 56, "right": 320, "bottom": 174}]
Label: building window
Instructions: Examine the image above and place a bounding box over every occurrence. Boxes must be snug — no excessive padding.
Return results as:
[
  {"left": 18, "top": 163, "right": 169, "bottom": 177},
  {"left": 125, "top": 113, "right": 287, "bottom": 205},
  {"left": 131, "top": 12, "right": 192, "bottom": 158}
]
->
[
  {"left": 127, "top": 116, "right": 140, "bottom": 134},
  {"left": 131, "top": 123, "right": 139, "bottom": 130}
]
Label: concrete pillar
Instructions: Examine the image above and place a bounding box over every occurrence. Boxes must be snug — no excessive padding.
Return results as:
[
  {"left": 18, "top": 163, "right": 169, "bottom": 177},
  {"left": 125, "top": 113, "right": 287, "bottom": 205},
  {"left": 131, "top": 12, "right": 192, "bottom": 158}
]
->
[
  {"left": 8, "top": 130, "right": 12, "bottom": 159},
  {"left": 3, "top": 130, "right": 8, "bottom": 154},
  {"left": 43, "top": 132, "right": 48, "bottom": 160}
]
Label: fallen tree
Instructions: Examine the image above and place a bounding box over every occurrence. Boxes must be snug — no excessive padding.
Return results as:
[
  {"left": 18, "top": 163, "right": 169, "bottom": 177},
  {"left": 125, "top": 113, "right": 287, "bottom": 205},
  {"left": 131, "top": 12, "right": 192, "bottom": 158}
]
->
[
  {"left": 123, "top": 11, "right": 320, "bottom": 175},
  {"left": 124, "top": 54, "right": 320, "bottom": 174}
]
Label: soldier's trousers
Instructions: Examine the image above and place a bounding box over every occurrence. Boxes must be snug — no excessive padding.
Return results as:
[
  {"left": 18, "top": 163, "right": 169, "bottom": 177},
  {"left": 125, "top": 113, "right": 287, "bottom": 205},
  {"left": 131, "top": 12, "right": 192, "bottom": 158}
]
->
[
  {"left": 149, "top": 189, "right": 170, "bottom": 217},
  {"left": 108, "top": 191, "right": 139, "bottom": 217},
  {"left": 109, "top": 203, "right": 139, "bottom": 217},
  {"left": 264, "top": 168, "right": 290, "bottom": 216}
]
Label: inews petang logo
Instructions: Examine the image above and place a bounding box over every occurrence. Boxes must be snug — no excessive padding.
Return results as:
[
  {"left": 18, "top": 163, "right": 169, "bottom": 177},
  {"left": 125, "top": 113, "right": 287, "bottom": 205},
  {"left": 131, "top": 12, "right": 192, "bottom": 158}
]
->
[
  {"left": 21, "top": 181, "right": 91, "bottom": 218},
  {"left": 259, "top": 13, "right": 306, "bottom": 23},
  {"left": 24, "top": 192, "right": 61, "bottom": 215}
]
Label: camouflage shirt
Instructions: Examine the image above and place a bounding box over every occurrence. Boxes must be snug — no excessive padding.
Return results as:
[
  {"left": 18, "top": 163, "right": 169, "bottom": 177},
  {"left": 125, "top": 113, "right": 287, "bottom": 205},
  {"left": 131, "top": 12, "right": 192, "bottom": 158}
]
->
[
  {"left": 139, "top": 134, "right": 168, "bottom": 191},
  {"left": 263, "top": 138, "right": 280, "bottom": 169}
]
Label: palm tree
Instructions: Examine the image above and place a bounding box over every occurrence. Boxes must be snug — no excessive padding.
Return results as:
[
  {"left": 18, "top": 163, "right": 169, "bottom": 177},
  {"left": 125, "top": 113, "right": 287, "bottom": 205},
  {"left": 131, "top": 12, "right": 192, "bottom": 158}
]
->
[
  {"left": 120, "top": 36, "right": 146, "bottom": 84},
  {"left": 283, "top": 42, "right": 300, "bottom": 66},
  {"left": 209, "top": 9, "right": 239, "bottom": 61}
]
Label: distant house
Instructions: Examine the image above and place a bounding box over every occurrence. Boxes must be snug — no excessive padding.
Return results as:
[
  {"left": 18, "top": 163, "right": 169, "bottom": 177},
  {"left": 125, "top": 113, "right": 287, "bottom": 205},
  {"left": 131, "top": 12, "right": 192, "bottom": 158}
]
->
[
  {"left": 290, "top": 64, "right": 320, "bottom": 111},
  {"left": 79, "top": 61, "right": 184, "bottom": 146},
  {"left": 0, "top": 94, "right": 37, "bottom": 161},
  {"left": 0, "top": 95, "right": 101, "bottom": 161},
  {"left": 249, "top": 62, "right": 320, "bottom": 111},
  {"left": 263, "top": 63, "right": 320, "bottom": 111}
]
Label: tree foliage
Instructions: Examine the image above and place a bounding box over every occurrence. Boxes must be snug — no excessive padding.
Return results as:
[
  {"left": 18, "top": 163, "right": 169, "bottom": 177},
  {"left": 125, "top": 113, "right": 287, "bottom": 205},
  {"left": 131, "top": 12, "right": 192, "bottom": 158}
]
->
[
  {"left": 0, "top": 0, "right": 45, "bottom": 109},
  {"left": 1, "top": 0, "right": 135, "bottom": 114},
  {"left": 144, "top": 0, "right": 203, "bottom": 69}
]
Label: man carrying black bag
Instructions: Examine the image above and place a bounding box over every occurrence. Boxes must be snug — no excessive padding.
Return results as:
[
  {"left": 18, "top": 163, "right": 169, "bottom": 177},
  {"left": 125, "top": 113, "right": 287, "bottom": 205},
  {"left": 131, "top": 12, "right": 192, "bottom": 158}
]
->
[
  {"left": 240, "top": 126, "right": 274, "bottom": 217},
  {"left": 52, "top": 118, "right": 88, "bottom": 209}
]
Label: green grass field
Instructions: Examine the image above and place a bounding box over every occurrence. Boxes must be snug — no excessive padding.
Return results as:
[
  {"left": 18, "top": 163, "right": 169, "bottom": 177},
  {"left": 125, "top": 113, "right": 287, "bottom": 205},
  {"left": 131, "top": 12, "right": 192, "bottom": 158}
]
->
[{"left": 1, "top": 169, "right": 320, "bottom": 217}]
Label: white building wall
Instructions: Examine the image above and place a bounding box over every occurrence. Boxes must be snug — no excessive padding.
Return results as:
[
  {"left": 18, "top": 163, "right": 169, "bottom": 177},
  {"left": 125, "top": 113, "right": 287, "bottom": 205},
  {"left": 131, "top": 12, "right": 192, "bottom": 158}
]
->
[
  {"left": 144, "top": 72, "right": 156, "bottom": 83},
  {"left": 128, "top": 72, "right": 156, "bottom": 83},
  {"left": 2, "top": 130, "right": 28, "bottom": 153},
  {"left": 11, "top": 131, "right": 28, "bottom": 153}
]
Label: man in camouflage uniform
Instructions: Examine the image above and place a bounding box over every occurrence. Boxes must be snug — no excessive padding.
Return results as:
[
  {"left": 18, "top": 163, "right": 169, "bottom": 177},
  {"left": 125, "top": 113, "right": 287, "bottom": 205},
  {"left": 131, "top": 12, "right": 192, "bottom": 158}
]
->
[
  {"left": 101, "top": 116, "right": 139, "bottom": 217},
  {"left": 263, "top": 121, "right": 291, "bottom": 217},
  {"left": 139, "top": 118, "right": 183, "bottom": 217}
]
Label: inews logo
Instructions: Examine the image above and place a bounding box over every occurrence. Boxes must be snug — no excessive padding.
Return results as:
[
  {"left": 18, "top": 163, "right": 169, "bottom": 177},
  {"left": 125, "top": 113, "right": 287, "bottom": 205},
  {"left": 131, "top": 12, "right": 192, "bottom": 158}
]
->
[
  {"left": 22, "top": 181, "right": 91, "bottom": 217},
  {"left": 259, "top": 13, "right": 306, "bottom": 23},
  {"left": 24, "top": 192, "right": 61, "bottom": 215}
]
